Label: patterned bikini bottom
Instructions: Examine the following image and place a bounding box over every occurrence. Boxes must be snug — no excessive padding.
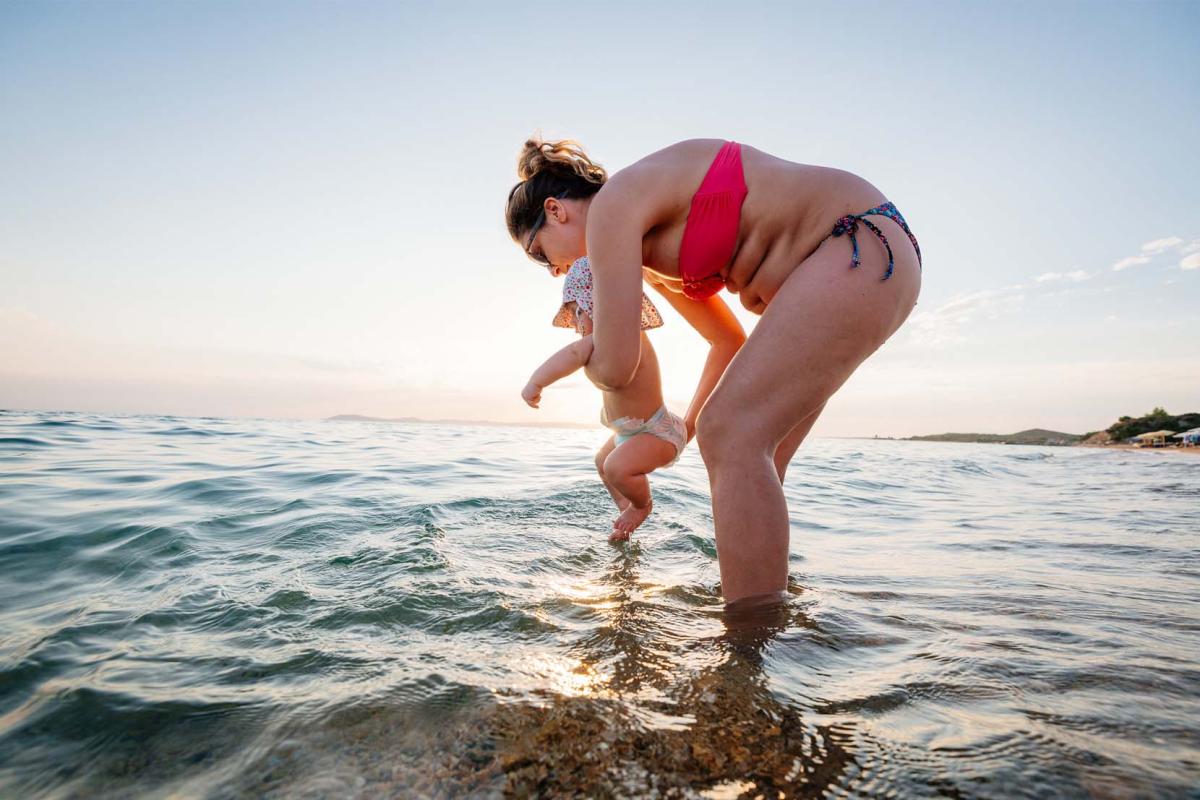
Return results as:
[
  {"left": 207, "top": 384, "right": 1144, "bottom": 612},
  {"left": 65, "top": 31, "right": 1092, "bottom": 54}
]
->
[{"left": 830, "top": 201, "right": 923, "bottom": 280}]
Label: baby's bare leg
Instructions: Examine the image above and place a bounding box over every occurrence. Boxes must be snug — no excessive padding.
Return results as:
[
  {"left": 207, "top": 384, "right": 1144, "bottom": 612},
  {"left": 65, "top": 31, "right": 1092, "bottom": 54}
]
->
[
  {"left": 602, "top": 433, "right": 677, "bottom": 541},
  {"left": 594, "top": 436, "right": 630, "bottom": 512}
]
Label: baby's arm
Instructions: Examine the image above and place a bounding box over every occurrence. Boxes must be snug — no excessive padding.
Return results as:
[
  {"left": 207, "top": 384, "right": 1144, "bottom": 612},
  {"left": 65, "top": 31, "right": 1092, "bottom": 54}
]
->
[{"left": 521, "top": 335, "right": 595, "bottom": 408}]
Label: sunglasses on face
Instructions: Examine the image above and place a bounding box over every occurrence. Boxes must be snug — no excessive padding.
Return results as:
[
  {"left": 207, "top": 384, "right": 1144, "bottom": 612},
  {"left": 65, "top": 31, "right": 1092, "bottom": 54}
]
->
[{"left": 524, "top": 191, "right": 569, "bottom": 267}]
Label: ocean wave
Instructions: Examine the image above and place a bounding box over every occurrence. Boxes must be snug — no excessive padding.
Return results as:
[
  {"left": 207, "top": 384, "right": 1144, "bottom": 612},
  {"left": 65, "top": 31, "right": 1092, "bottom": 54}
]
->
[{"left": 0, "top": 411, "right": 1197, "bottom": 797}]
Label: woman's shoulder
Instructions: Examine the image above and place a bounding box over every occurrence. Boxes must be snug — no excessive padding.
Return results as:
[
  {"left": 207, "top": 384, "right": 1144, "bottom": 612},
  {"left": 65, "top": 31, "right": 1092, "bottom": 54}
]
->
[
  {"left": 593, "top": 139, "right": 726, "bottom": 225},
  {"left": 612, "top": 138, "right": 727, "bottom": 181}
]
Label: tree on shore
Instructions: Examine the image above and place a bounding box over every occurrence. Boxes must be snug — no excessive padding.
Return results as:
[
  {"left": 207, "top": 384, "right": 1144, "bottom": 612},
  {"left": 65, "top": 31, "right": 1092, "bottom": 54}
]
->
[{"left": 1104, "top": 408, "right": 1200, "bottom": 441}]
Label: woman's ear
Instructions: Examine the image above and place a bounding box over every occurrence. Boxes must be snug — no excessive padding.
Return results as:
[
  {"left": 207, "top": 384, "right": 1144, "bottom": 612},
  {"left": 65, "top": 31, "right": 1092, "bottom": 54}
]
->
[{"left": 547, "top": 195, "right": 582, "bottom": 226}]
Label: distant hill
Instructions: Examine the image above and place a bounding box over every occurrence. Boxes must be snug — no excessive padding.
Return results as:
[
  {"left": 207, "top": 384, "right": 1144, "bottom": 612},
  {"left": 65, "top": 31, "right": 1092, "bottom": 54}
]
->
[
  {"left": 326, "top": 414, "right": 593, "bottom": 430},
  {"left": 909, "top": 409, "right": 1200, "bottom": 448},
  {"left": 908, "top": 428, "right": 1081, "bottom": 446}
]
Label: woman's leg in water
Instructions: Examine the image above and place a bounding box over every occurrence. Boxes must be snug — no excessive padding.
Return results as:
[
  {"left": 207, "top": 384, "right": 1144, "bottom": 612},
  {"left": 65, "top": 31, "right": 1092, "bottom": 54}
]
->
[{"left": 696, "top": 218, "right": 920, "bottom": 603}]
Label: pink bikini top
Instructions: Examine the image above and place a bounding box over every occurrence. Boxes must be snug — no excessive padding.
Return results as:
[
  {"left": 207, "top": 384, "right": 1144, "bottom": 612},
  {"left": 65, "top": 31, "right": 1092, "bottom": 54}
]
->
[{"left": 678, "top": 141, "right": 748, "bottom": 301}]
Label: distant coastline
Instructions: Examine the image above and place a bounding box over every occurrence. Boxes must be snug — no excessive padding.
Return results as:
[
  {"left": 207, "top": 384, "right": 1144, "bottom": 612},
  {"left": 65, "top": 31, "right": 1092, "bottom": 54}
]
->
[
  {"left": 902, "top": 407, "right": 1199, "bottom": 451},
  {"left": 905, "top": 428, "right": 1080, "bottom": 446}
]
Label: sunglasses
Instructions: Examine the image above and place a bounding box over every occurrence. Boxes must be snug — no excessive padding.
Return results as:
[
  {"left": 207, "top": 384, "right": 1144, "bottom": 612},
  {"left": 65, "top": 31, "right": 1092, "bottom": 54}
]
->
[{"left": 524, "top": 191, "right": 569, "bottom": 267}]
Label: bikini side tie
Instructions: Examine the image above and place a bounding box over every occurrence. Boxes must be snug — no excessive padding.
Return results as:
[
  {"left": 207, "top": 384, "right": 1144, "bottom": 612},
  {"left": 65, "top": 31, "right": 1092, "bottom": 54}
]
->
[{"left": 831, "top": 202, "right": 922, "bottom": 281}]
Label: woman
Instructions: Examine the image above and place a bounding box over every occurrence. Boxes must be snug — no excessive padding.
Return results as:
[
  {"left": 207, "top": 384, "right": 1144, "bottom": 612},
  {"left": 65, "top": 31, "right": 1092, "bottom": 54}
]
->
[{"left": 505, "top": 137, "right": 922, "bottom": 605}]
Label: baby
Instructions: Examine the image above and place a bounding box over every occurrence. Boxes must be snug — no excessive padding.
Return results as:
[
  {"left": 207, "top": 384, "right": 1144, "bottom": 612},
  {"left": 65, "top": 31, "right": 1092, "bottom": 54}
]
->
[{"left": 522, "top": 257, "right": 687, "bottom": 541}]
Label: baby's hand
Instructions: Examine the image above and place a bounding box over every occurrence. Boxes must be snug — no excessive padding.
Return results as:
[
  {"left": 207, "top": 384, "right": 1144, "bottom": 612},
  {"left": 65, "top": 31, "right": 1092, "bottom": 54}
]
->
[{"left": 521, "top": 381, "right": 542, "bottom": 408}]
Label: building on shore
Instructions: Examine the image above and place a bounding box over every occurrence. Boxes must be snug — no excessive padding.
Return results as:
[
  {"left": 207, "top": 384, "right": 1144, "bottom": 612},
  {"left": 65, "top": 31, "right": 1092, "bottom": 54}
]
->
[
  {"left": 1171, "top": 427, "right": 1200, "bottom": 447},
  {"left": 1133, "top": 430, "right": 1177, "bottom": 447}
]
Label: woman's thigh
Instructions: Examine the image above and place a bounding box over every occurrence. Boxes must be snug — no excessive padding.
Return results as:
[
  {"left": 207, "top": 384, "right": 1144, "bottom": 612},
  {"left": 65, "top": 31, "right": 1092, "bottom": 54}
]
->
[{"left": 700, "top": 222, "right": 920, "bottom": 452}]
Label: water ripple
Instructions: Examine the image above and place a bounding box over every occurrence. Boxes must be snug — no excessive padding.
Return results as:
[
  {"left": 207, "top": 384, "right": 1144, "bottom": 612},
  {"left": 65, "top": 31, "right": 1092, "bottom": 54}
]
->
[{"left": 0, "top": 412, "right": 1197, "bottom": 797}]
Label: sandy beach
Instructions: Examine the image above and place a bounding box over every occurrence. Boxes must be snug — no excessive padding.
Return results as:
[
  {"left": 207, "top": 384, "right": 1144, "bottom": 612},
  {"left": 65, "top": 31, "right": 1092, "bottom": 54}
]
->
[{"left": 1077, "top": 444, "right": 1200, "bottom": 455}]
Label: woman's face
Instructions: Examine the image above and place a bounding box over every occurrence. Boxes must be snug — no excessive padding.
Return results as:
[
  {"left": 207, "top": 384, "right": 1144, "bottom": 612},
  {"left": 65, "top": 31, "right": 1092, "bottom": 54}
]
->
[{"left": 523, "top": 197, "right": 588, "bottom": 278}]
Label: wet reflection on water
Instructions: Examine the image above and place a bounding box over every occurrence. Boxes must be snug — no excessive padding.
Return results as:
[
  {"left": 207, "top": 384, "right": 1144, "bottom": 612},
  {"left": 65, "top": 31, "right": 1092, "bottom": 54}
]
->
[{"left": 483, "top": 569, "right": 861, "bottom": 798}]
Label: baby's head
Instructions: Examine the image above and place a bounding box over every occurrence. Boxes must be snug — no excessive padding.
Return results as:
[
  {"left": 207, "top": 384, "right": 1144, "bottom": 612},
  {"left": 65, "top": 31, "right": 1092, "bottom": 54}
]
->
[{"left": 551, "top": 256, "right": 664, "bottom": 334}]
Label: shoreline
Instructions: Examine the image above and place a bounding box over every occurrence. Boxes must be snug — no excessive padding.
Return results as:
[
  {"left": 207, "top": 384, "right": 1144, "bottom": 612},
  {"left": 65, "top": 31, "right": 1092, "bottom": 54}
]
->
[
  {"left": 857, "top": 436, "right": 1200, "bottom": 454},
  {"left": 1075, "top": 443, "right": 1200, "bottom": 455}
]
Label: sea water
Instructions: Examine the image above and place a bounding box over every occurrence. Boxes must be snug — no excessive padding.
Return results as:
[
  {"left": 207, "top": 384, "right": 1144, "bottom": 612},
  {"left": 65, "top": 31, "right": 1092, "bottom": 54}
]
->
[{"left": 1, "top": 410, "right": 1197, "bottom": 798}]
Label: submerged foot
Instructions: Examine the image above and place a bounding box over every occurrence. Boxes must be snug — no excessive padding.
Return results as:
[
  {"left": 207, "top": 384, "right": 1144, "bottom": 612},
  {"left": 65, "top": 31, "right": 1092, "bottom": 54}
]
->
[{"left": 609, "top": 501, "right": 652, "bottom": 542}]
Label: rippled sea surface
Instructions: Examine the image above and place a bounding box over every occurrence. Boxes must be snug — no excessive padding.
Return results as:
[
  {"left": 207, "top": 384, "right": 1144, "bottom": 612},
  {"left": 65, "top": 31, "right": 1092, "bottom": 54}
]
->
[{"left": 1, "top": 410, "right": 1198, "bottom": 799}]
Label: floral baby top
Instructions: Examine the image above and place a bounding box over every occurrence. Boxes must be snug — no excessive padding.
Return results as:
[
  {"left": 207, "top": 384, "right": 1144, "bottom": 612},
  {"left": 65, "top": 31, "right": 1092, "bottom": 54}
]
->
[{"left": 551, "top": 256, "right": 664, "bottom": 332}]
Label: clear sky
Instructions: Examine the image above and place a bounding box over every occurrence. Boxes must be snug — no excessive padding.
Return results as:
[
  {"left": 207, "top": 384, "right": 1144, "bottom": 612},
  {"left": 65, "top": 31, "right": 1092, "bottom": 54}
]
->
[{"left": 2, "top": 1, "right": 1197, "bottom": 436}]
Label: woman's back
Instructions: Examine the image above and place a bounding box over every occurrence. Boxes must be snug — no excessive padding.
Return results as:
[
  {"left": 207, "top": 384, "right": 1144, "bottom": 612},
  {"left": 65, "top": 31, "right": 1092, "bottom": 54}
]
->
[{"left": 615, "top": 139, "right": 889, "bottom": 311}]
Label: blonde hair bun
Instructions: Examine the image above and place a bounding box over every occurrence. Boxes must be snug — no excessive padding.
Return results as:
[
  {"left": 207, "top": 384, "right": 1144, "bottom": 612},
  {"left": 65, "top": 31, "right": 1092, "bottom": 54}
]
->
[{"left": 517, "top": 135, "right": 607, "bottom": 185}]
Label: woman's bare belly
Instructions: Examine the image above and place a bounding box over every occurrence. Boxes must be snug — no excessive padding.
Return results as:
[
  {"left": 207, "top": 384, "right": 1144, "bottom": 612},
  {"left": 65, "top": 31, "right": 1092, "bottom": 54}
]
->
[{"left": 636, "top": 141, "right": 893, "bottom": 312}]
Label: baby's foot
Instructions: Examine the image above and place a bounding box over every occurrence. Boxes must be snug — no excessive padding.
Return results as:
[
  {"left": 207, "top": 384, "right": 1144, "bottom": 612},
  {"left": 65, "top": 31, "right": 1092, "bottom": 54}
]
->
[{"left": 609, "top": 501, "right": 652, "bottom": 543}]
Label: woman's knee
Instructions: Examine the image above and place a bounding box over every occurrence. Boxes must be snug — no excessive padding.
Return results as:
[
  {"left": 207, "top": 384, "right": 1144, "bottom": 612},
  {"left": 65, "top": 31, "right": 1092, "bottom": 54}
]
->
[
  {"left": 696, "top": 405, "right": 770, "bottom": 467},
  {"left": 694, "top": 410, "right": 721, "bottom": 462}
]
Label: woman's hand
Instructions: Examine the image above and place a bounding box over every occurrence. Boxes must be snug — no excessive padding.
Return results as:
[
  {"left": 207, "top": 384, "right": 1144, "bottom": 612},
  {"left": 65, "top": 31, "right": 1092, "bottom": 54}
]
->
[
  {"left": 521, "top": 381, "right": 543, "bottom": 408},
  {"left": 645, "top": 282, "right": 746, "bottom": 444}
]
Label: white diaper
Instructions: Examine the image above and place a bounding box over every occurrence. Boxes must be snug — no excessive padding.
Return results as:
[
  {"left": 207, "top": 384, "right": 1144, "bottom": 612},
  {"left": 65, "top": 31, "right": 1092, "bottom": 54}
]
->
[{"left": 604, "top": 405, "right": 687, "bottom": 467}]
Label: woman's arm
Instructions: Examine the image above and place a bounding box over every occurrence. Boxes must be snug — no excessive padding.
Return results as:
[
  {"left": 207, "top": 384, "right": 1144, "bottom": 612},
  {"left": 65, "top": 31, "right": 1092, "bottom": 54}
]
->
[
  {"left": 585, "top": 162, "right": 743, "bottom": 418},
  {"left": 584, "top": 173, "right": 663, "bottom": 390},
  {"left": 646, "top": 280, "right": 746, "bottom": 440},
  {"left": 522, "top": 335, "right": 595, "bottom": 408}
]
